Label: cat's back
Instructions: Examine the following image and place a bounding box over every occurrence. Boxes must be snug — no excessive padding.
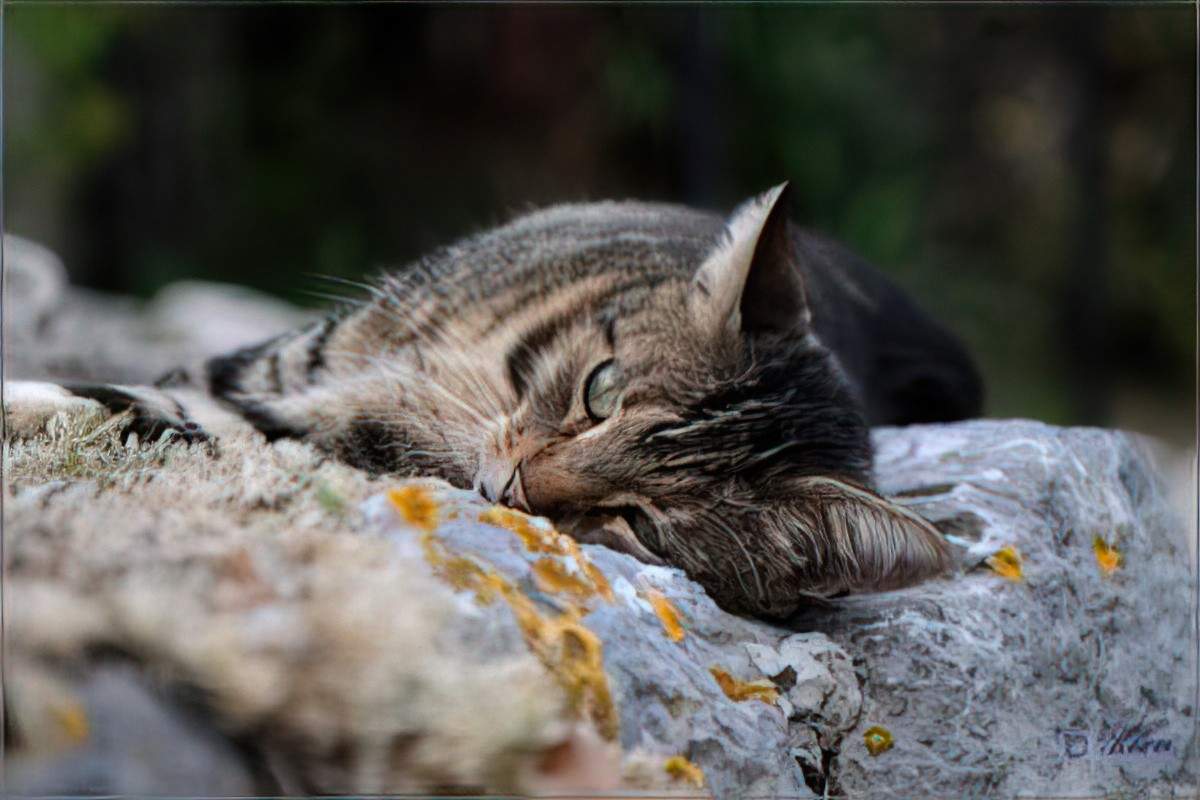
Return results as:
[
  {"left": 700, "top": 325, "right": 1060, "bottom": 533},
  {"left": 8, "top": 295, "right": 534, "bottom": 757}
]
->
[
  {"left": 407, "top": 200, "right": 727, "bottom": 300},
  {"left": 417, "top": 198, "right": 982, "bottom": 425}
]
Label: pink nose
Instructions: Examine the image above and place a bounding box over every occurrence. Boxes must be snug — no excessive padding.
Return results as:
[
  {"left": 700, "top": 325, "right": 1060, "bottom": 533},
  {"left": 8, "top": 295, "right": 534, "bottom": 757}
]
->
[{"left": 475, "top": 462, "right": 530, "bottom": 511}]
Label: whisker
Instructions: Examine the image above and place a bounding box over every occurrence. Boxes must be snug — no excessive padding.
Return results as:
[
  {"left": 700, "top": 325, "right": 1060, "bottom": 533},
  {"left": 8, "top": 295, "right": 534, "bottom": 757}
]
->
[
  {"left": 342, "top": 300, "right": 507, "bottom": 420},
  {"left": 296, "top": 288, "right": 367, "bottom": 308},
  {"left": 322, "top": 348, "right": 490, "bottom": 427}
]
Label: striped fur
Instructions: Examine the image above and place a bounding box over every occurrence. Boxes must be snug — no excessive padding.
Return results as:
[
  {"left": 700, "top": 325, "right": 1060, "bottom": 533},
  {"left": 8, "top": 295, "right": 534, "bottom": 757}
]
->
[{"left": 55, "top": 185, "right": 982, "bottom": 618}]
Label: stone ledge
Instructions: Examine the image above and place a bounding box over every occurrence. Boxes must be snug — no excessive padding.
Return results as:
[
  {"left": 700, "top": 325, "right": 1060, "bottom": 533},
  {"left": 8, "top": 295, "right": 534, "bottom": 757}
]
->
[{"left": 5, "top": 413, "right": 1194, "bottom": 796}]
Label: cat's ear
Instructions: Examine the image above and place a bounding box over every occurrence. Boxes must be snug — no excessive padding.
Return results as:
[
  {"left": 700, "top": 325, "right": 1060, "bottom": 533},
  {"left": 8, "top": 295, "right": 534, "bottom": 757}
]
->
[
  {"left": 784, "top": 476, "right": 954, "bottom": 597},
  {"left": 666, "top": 476, "right": 954, "bottom": 617},
  {"left": 691, "top": 182, "right": 810, "bottom": 335}
]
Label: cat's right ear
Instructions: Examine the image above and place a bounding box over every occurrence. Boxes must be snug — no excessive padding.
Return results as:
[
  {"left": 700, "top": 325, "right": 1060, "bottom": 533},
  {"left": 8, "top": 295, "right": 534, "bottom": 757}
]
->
[
  {"left": 690, "top": 183, "right": 811, "bottom": 336},
  {"left": 782, "top": 476, "right": 955, "bottom": 597}
]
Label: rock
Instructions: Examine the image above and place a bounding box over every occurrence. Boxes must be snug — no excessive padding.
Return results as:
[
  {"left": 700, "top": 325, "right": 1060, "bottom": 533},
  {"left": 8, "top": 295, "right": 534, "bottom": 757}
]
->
[
  {"left": 4, "top": 234, "right": 314, "bottom": 384},
  {"left": 351, "top": 421, "right": 1196, "bottom": 797},
  {"left": 4, "top": 235, "right": 68, "bottom": 336},
  {"left": 3, "top": 434, "right": 597, "bottom": 796},
  {"left": 801, "top": 421, "right": 1197, "bottom": 798},
  {"left": 6, "top": 400, "right": 1195, "bottom": 797},
  {"left": 8, "top": 665, "right": 259, "bottom": 795},
  {"left": 363, "top": 483, "right": 863, "bottom": 797}
]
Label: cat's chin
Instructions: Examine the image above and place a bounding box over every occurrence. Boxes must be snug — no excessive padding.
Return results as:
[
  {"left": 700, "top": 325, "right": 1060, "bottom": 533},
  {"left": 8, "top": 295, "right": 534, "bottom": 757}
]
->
[{"left": 556, "top": 508, "right": 668, "bottom": 567}]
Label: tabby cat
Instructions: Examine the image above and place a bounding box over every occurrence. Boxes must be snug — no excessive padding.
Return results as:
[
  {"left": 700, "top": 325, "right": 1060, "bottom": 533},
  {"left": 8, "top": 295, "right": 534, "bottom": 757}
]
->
[{"left": 44, "top": 184, "right": 983, "bottom": 618}]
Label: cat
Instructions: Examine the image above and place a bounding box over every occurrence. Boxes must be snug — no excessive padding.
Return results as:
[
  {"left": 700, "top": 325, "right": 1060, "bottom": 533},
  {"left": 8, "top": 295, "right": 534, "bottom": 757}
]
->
[{"left": 23, "top": 183, "right": 983, "bottom": 618}]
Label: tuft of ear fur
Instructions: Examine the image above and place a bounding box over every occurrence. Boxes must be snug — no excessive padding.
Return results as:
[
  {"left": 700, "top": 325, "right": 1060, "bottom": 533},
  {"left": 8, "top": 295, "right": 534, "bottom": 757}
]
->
[
  {"left": 641, "top": 476, "right": 954, "bottom": 619},
  {"left": 785, "top": 476, "right": 954, "bottom": 598},
  {"left": 691, "top": 183, "right": 810, "bottom": 335}
]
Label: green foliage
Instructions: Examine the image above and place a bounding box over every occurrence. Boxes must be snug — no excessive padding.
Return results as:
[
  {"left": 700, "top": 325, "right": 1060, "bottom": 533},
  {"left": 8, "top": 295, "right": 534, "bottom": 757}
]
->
[
  {"left": 6, "top": 5, "right": 1193, "bottom": 437},
  {"left": 8, "top": 7, "right": 130, "bottom": 183}
]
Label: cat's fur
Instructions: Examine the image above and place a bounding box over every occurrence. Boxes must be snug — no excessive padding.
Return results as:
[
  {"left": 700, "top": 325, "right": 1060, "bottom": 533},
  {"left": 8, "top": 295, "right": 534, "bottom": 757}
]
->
[{"left": 48, "top": 184, "right": 982, "bottom": 617}]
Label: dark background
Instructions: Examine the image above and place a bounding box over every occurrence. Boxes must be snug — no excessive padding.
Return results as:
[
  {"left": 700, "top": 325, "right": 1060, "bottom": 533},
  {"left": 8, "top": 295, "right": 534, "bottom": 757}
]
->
[{"left": 6, "top": 4, "right": 1195, "bottom": 443}]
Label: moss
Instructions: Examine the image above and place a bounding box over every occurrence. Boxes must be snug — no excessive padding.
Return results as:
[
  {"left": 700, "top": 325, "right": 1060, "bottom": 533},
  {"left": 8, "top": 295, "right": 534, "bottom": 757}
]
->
[
  {"left": 5, "top": 410, "right": 194, "bottom": 485},
  {"left": 313, "top": 481, "right": 348, "bottom": 516}
]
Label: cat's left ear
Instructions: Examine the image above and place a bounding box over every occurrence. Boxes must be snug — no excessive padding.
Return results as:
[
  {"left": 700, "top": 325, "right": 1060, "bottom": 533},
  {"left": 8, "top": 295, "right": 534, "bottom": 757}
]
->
[{"left": 691, "top": 182, "right": 810, "bottom": 335}]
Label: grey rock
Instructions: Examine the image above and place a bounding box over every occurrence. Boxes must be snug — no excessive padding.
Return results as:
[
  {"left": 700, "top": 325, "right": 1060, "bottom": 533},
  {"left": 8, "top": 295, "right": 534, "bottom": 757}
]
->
[
  {"left": 5, "top": 234, "right": 314, "bottom": 384},
  {"left": 802, "top": 421, "right": 1197, "bottom": 798},
  {"left": 9, "top": 665, "right": 259, "bottom": 796},
  {"left": 363, "top": 485, "right": 861, "bottom": 798},
  {"left": 361, "top": 420, "right": 1195, "bottom": 798}
]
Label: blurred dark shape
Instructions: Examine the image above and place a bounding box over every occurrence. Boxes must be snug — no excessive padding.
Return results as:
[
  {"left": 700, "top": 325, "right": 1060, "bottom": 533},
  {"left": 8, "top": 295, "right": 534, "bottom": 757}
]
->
[{"left": 5, "top": 4, "right": 1193, "bottom": 442}]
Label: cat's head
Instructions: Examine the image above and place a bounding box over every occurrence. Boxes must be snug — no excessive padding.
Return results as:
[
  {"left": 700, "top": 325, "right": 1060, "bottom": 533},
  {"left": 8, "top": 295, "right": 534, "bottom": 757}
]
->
[{"left": 475, "top": 185, "right": 952, "bottom": 617}]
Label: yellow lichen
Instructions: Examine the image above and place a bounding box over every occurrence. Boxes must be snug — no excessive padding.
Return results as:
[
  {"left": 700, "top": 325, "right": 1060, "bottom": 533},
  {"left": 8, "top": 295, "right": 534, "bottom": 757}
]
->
[
  {"left": 387, "top": 485, "right": 439, "bottom": 532},
  {"left": 480, "top": 506, "right": 613, "bottom": 603},
  {"left": 441, "top": 555, "right": 501, "bottom": 602},
  {"left": 986, "top": 545, "right": 1023, "bottom": 582},
  {"left": 411, "top": 514, "right": 619, "bottom": 741},
  {"left": 480, "top": 506, "right": 564, "bottom": 554},
  {"left": 709, "top": 666, "right": 779, "bottom": 705},
  {"left": 664, "top": 755, "right": 705, "bottom": 788},
  {"left": 645, "top": 589, "right": 685, "bottom": 643},
  {"left": 51, "top": 701, "right": 90, "bottom": 745},
  {"left": 560, "top": 536, "right": 614, "bottom": 603},
  {"left": 863, "top": 725, "right": 894, "bottom": 756},
  {"left": 532, "top": 557, "right": 599, "bottom": 600},
  {"left": 493, "top": 574, "right": 619, "bottom": 741},
  {"left": 1093, "top": 535, "right": 1122, "bottom": 575}
]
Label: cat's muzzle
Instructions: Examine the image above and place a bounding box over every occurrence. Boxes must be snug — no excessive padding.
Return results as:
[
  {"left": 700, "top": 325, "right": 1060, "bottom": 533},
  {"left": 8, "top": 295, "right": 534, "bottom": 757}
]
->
[{"left": 474, "top": 460, "right": 531, "bottom": 512}]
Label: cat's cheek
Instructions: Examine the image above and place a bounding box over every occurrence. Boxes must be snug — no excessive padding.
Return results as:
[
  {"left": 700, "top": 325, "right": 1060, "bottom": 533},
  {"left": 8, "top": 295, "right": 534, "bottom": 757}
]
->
[{"left": 521, "top": 460, "right": 602, "bottom": 513}]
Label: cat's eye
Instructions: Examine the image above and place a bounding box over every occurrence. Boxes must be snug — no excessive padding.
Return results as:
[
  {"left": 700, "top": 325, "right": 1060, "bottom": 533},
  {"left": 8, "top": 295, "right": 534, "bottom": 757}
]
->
[{"left": 583, "top": 359, "right": 622, "bottom": 422}]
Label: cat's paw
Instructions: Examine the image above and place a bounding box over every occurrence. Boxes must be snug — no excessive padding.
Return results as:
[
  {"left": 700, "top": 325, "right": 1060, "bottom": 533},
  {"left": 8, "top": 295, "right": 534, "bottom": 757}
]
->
[
  {"left": 59, "top": 383, "right": 209, "bottom": 444},
  {"left": 4, "top": 382, "right": 107, "bottom": 439}
]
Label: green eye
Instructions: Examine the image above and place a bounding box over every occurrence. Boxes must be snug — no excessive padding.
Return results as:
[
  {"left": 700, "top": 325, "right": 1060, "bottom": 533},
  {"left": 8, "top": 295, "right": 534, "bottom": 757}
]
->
[{"left": 583, "top": 359, "right": 622, "bottom": 421}]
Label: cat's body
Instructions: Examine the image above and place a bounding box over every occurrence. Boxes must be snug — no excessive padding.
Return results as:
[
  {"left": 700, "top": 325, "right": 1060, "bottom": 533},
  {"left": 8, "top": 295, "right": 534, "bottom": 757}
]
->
[{"left": 41, "top": 185, "right": 982, "bottom": 617}]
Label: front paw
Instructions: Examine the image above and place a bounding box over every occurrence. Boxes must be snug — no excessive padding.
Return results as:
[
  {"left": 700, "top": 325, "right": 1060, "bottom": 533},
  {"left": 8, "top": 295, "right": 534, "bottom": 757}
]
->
[
  {"left": 4, "top": 382, "right": 107, "bottom": 439},
  {"left": 60, "top": 383, "right": 208, "bottom": 444}
]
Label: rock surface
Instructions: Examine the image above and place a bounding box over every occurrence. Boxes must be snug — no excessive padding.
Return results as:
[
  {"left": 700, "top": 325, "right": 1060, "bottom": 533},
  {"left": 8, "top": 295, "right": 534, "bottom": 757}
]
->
[
  {"left": 828, "top": 422, "right": 1197, "bottom": 798},
  {"left": 361, "top": 482, "right": 864, "bottom": 797},
  {"left": 5, "top": 237, "right": 1196, "bottom": 796},
  {"left": 354, "top": 421, "right": 1198, "bottom": 798},
  {"left": 4, "top": 234, "right": 313, "bottom": 384}
]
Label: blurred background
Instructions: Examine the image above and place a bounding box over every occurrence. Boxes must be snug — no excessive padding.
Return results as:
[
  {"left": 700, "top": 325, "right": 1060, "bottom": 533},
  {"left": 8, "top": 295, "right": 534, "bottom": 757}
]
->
[{"left": 6, "top": 4, "right": 1194, "bottom": 442}]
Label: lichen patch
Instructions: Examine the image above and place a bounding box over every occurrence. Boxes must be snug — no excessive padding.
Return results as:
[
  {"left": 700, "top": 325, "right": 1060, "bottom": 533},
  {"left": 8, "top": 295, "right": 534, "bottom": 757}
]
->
[
  {"left": 412, "top": 507, "right": 619, "bottom": 741},
  {"left": 645, "top": 589, "right": 685, "bottom": 643},
  {"left": 480, "top": 506, "right": 565, "bottom": 554},
  {"left": 480, "top": 506, "right": 613, "bottom": 603},
  {"left": 495, "top": 577, "right": 619, "bottom": 741},
  {"left": 663, "top": 755, "right": 705, "bottom": 788},
  {"left": 986, "top": 545, "right": 1023, "bottom": 582},
  {"left": 387, "top": 486, "right": 439, "bottom": 532},
  {"left": 863, "top": 725, "right": 894, "bottom": 756},
  {"left": 532, "top": 557, "right": 600, "bottom": 600},
  {"left": 1093, "top": 535, "right": 1122, "bottom": 575},
  {"left": 51, "top": 701, "right": 90, "bottom": 745},
  {"left": 709, "top": 666, "right": 778, "bottom": 705}
]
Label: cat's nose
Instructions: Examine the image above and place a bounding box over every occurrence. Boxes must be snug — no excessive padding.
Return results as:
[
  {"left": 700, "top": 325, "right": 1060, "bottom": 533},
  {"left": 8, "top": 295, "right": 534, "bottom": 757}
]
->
[
  {"left": 475, "top": 462, "right": 530, "bottom": 512},
  {"left": 502, "top": 464, "right": 530, "bottom": 512}
]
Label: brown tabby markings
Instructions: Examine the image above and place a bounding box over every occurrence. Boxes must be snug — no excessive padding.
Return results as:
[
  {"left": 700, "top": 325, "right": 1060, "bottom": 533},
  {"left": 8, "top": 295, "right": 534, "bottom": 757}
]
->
[{"left": 100, "top": 185, "right": 960, "bottom": 617}]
